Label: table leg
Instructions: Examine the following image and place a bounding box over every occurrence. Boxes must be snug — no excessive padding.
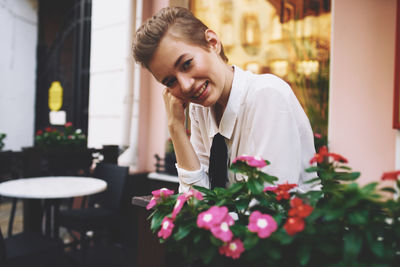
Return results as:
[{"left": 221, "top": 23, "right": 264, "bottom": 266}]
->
[
  {"left": 43, "top": 199, "right": 60, "bottom": 239},
  {"left": 23, "top": 199, "right": 42, "bottom": 233}
]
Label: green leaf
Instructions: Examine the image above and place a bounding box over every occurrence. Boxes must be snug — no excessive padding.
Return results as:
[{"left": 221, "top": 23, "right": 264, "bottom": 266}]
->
[
  {"left": 304, "top": 177, "right": 321, "bottom": 184},
  {"left": 336, "top": 172, "right": 361, "bottom": 181},
  {"left": 361, "top": 182, "right": 378, "bottom": 195},
  {"left": 235, "top": 198, "right": 251, "bottom": 211},
  {"left": 258, "top": 172, "right": 278, "bottom": 184},
  {"left": 243, "top": 234, "right": 259, "bottom": 250},
  {"left": 348, "top": 210, "right": 369, "bottom": 225},
  {"left": 380, "top": 187, "right": 397, "bottom": 194},
  {"left": 366, "top": 231, "right": 385, "bottom": 258},
  {"left": 209, "top": 235, "right": 223, "bottom": 247},
  {"left": 337, "top": 166, "right": 352, "bottom": 171},
  {"left": 226, "top": 182, "right": 245, "bottom": 195},
  {"left": 193, "top": 232, "right": 203, "bottom": 244},
  {"left": 202, "top": 245, "right": 217, "bottom": 264},
  {"left": 305, "top": 166, "right": 323, "bottom": 173},
  {"left": 343, "top": 231, "right": 362, "bottom": 262},
  {"left": 193, "top": 185, "right": 215, "bottom": 196},
  {"left": 173, "top": 223, "right": 194, "bottom": 241},
  {"left": 297, "top": 244, "right": 311, "bottom": 266},
  {"left": 247, "top": 177, "right": 264, "bottom": 194},
  {"left": 150, "top": 211, "right": 167, "bottom": 231}
]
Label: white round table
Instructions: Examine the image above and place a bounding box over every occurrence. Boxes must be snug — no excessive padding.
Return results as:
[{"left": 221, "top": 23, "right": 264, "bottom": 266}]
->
[
  {"left": 0, "top": 176, "right": 107, "bottom": 238},
  {"left": 0, "top": 177, "right": 107, "bottom": 199}
]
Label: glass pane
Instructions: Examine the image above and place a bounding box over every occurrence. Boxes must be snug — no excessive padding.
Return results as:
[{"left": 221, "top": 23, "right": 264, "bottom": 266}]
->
[{"left": 191, "top": 0, "right": 331, "bottom": 142}]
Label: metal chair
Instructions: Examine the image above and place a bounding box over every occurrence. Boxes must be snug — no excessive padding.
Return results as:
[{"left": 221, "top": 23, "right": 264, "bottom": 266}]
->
[{"left": 58, "top": 163, "right": 129, "bottom": 250}]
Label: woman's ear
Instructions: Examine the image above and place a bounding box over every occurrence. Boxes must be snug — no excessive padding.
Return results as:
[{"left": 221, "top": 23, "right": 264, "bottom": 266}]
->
[{"left": 204, "top": 29, "right": 221, "bottom": 54}]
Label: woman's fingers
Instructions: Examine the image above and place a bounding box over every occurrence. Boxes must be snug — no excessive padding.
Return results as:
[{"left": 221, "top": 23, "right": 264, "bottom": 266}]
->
[{"left": 163, "top": 88, "right": 187, "bottom": 127}]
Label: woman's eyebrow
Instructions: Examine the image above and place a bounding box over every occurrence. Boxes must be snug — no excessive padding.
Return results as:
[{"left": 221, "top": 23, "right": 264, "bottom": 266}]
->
[{"left": 174, "top": 53, "right": 187, "bottom": 68}]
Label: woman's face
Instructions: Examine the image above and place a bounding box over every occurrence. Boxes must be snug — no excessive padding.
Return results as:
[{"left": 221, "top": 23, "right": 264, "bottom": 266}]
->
[{"left": 148, "top": 31, "right": 232, "bottom": 107}]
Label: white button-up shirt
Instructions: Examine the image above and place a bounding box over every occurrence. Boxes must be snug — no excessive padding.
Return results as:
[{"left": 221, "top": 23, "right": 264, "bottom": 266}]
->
[{"left": 176, "top": 66, "right": 317, "bottom": 193}]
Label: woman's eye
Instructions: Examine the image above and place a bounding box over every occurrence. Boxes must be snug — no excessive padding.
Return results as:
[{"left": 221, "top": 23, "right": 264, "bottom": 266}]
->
[
  {"left": 166, "top": 79, "right": 176, "bottom": 87},
  {"left": 182, "top": 59, "right": 192, "bottom": 71}
]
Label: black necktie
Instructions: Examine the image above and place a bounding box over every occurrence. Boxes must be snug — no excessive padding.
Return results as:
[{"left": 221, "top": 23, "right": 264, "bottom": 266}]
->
[{"left": 208, "top": 133, "right": 228, "bottom": 189}]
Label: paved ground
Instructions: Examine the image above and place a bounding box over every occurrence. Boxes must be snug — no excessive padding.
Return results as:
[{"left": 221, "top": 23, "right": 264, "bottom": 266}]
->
[{"left": 0, "top": 199, "right": 23, "bottom": 237}]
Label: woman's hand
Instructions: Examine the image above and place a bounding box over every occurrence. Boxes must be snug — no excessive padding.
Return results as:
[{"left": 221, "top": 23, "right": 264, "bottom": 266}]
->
[{"left": 163, "top": 88, "right": 188, "bottom": 131}]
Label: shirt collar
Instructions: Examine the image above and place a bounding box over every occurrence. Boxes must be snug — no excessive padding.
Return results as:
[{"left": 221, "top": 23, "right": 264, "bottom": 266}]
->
[{"left": 208, "top": 65, "right": 247, "bottom": 139}]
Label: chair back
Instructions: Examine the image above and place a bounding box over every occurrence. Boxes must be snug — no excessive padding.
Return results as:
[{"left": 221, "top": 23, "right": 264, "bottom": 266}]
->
[{"left": 89, "top": 163, "right": 129, "bottom": 211}]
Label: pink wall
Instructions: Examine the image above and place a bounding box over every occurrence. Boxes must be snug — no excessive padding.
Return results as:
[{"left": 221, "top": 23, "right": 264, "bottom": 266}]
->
[
  {"left": 137, "top": 0, "right": 170, "bottom": 172},
  {"left": 329, "top": 0, "right": 398, "bottom": 184}
]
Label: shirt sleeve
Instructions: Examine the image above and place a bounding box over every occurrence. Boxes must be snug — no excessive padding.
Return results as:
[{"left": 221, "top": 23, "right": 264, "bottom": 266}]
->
[
  {"left": 243, "top": 79, "right": 317, "bottom": 191},
  {"left": 175, "top": 105, "right": 210, "bottom": 193}
]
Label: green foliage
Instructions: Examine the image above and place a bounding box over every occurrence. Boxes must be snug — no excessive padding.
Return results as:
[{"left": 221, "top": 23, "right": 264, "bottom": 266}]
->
[{"left": 148, "top": 153, "right": 400, "bottom": 266}]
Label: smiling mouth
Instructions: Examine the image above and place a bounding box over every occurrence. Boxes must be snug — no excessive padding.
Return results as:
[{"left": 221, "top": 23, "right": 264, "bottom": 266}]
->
[{"left": 192, "top": 81, "right": 209, "bottom": 99}]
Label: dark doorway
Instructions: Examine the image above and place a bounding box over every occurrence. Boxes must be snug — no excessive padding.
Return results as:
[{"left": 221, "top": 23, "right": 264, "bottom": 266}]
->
[{"left": 35, "top": 0, "right": 92, "bottom": 135}]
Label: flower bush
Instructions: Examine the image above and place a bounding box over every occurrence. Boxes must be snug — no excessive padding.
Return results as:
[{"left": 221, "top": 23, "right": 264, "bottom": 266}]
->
[
  {"left": 34, "top": 122, "right": 87, "bottom": 149},
  {"left": 148, "top": 147, "right": 400, "bottom": 266}
]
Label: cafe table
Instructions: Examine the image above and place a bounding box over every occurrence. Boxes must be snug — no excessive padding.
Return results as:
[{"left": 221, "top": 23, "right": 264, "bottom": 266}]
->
[{"left": 0, "top": 176, "right": 107, "bottom": 238}]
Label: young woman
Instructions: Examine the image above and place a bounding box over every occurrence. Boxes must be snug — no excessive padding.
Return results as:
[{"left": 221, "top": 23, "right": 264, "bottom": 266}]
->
[{"left": 133, "top": 7, "right": 317, "bottom": 193}]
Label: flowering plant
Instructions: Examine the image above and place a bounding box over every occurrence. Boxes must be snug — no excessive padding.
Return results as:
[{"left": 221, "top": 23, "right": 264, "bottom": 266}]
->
[
  {"left": 148, "top": 147, "right": 400, "bottom": 266},
  {"left": 34, "top": 122, "right": 87, "bottom": 149}
]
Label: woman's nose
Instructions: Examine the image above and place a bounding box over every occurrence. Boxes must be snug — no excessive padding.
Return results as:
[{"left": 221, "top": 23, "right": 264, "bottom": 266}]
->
[{"left": 177, "top": 73, "right": 194, "bottom": 94}]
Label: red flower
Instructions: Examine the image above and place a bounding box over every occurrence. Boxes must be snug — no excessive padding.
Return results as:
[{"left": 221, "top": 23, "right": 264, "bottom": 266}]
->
[
  {"left": 283, "top": 217, "right": 305, "bottom": 236},
  {"left": 310, "top": 146, "right": 329, "bottom": 164},
  {"left": 65, "top": 122, "right": 73, "bottom": 128},
  {"left": 310, "top": 146, "right": 349, "bottom": 164},
  {"left": 36, "top": 130, "right": 43, "bottom": 135},
  {"left": 219, "top": 239, "right": 245, "bottom": 259},
  {"left": 329, "top": 153, "right": 348, "bottom": 163},
  {"left": 270, "top": 182, "right": 297, "bottom": 201},
  {"left": 381, "top": 170, "right": 400, "bottom": 181},
  {"left": 45, "top": 127, "right": 53, "bottom": 133},
  {"left": 288, "top": 198, "right": 313, "bottom": 218}
]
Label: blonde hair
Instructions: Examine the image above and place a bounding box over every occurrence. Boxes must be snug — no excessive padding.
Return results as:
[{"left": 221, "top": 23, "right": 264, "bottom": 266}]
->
[{"left": 133, "top": 6, "right": 228, "bottom": 69}]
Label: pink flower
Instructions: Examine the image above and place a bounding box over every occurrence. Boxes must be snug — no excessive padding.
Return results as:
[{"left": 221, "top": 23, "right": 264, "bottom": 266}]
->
[
  {"left": 152, "top": 188, "right": 174, "bottom": 198},
  {"left": 171, "top": 194, "right": 187, "bottom": 219},
  {"left": 197, "top": 206, "right": 235, "bottom": 242},
  {"left": 219, "top": 239, "right": 245, "bottom": 259},
  {"left": 314, "top": 133, "right": 322, "bottom": 139},
  {"left": 158, "top": 217, "right": 175, "bottom": 239},
  {"left": 146, "top": 197, "right": 157, "bottom": 210},
  {"left": 210, "top": 214, "right": 234, "bottom": 242},
  {"left": 197, "top": 206, "right": 229, "bottom": 230},
  {"left": 232, "top": 155, "right": 268, "bottom": 168},
  {"left": 263, "top": 186, "right": 277, "bottom": 192},
  {"left": 146, "top": 188, "right": 175, "bottom": 210},
  {"left": 247, "top": 211, "right": 278, "bottom": 238},
  {"left": 65, "top": 122, "right": 73, "bottom": 128},
  {"left": 184, "top": 189, "right": 203, "bottom": 200}
]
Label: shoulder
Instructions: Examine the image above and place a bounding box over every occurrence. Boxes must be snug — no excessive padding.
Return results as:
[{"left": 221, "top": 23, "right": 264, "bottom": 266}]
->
[{"left": 244, "top": 73, "right": 294, "bottom": 105}]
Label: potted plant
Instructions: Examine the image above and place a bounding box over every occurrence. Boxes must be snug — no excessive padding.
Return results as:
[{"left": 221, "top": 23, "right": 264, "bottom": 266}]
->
[
  {"left": 147, "top": 147, "right": 400, "bottom": 266},
  {"left": 33, "top": 122, "right": 92, "bottom": 175}
]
